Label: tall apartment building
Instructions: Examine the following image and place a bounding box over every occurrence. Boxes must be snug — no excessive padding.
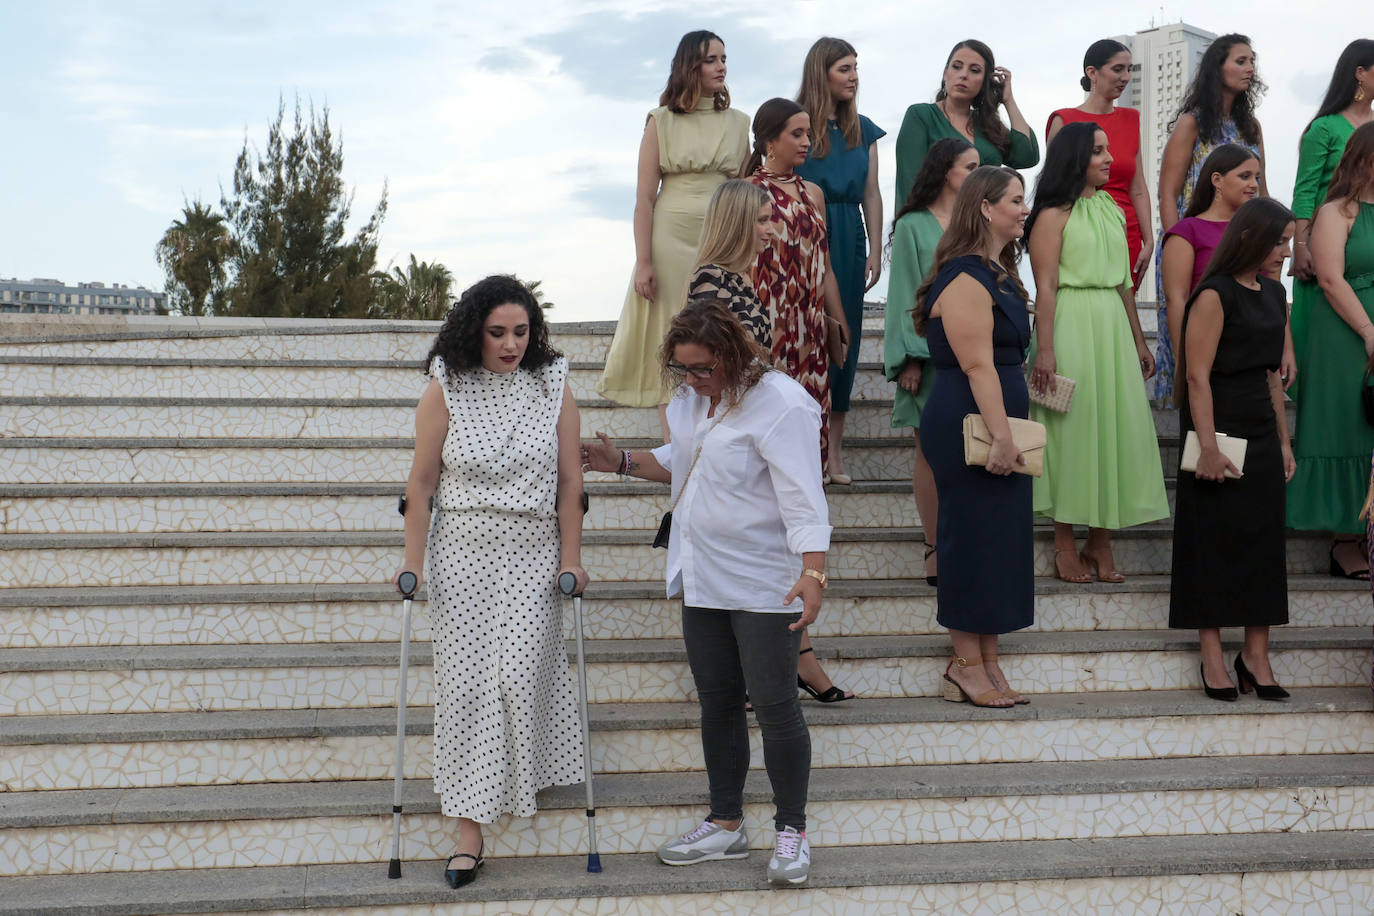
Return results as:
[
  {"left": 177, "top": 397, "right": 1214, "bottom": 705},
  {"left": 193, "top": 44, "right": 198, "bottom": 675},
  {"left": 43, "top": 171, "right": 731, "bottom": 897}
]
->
[
  {"left": 1113, "top": 21, "right": 1217, "bottom": 298},
  {"left": 0, "top": 278, "right": 165, "bottom": 316}
]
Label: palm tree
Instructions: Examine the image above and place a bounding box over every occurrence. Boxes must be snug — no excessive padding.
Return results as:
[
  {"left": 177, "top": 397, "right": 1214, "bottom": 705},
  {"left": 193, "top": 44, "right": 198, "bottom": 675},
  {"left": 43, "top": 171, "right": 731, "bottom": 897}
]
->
[
  {"left": 154, "top": 200, "right": 231, "bottom": 316},
  {"left": 370, "top": 255, "right": 454, "bottom": 320},
  {"left": 525, "top": 278, "right": 554, "bottom": 310}
]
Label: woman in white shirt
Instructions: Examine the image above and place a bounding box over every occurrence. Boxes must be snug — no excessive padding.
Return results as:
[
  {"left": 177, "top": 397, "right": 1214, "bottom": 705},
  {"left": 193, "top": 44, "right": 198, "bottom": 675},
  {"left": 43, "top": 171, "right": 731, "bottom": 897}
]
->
[{"left": 583, "top": 301, "right": 832, "bottom": 887}]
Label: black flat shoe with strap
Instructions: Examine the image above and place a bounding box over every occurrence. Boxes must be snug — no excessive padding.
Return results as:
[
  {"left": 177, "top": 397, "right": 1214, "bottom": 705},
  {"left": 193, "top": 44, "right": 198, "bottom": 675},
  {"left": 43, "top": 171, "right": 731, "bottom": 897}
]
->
[
  {"left": 445, "top": 841, "right": 483, "bottom": 889},
  {"left": 798, "top": 647, "right": 854, "bottom": 702}
]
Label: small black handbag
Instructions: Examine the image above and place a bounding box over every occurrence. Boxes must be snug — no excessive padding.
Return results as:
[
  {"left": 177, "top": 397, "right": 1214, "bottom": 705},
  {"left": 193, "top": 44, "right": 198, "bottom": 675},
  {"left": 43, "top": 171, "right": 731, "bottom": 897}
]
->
[{"left": 1363, "top": 369, "right": 1374, "bottom": 427}]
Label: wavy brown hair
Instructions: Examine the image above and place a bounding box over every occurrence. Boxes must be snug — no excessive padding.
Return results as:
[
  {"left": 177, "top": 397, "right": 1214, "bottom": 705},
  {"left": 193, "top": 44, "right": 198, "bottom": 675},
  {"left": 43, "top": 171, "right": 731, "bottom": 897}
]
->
[
  {"left": 935, "top": 39, "right": 1011, "bottom": 158},
  {"left": 658, "top": 301, "right": 770, "bottom": 405},
  {"left": 661, "top": 30, "right": 730, "bottom": 114},
  {"left": 1171, "top": 33, "right": 1266, "bottom": 145},
  {"left": 914, "top": 166, "right": 1027, "bottom": 336},
  {"left": 1324, "top": 122, "right": 1374, "bottom": 217},
  {"left": 796, "top": 37, "right": 860, "bottom": 159}
]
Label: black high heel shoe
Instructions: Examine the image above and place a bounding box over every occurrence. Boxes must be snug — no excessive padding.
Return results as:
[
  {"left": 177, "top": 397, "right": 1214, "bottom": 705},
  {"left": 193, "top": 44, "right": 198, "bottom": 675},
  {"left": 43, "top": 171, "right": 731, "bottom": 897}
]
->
[
  {"left": 1199, "top": 662, "right": 1238, "bottom": 702},
  {"left": 923, "top": 544, "right": 938, "bottom": 587},
  {"left": 1234, "top": 654, "right": 1290, "bottom": 701},
  {"left": 445, "top": 840, "right": 483, "bottom": 889}
]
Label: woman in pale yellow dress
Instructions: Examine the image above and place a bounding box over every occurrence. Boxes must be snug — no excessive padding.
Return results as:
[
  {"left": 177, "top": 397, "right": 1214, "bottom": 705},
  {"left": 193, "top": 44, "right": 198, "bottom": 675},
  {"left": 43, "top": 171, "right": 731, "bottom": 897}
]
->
[{"left": 598, "top": 30, "right": 750, "bottom": 436}]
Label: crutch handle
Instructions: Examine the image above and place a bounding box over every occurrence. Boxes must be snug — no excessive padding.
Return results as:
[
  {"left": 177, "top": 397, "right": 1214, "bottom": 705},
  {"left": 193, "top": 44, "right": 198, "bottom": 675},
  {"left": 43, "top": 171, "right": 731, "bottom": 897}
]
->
[
  {"left": 397, "top": 570, "right": 418, "bottom": 599},
  {"left": 557, "top": 570, "right": 581, "bottom": 597}
]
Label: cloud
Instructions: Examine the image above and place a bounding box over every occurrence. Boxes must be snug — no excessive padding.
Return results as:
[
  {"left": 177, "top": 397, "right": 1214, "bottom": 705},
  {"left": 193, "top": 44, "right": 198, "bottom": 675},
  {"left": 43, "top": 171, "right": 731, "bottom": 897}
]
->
[{"left": 479, "top": 47, "right": 537, "bottom": 73}]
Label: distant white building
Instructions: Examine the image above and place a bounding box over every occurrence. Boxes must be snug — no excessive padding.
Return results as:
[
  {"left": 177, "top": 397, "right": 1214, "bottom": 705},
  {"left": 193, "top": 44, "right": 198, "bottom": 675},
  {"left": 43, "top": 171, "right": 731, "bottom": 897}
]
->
[
  {"left": 0, "top": 278, "right": 165, "bottom": 316},
  {"left": 1114, "top": 21, "right": 1217, "bottom": 296}
]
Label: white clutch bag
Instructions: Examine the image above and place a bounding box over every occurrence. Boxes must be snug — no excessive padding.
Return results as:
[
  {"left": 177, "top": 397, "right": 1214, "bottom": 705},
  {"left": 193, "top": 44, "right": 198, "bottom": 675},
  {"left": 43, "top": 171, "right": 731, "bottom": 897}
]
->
[{"left": 1181, "top": 431, "right": 1247, "bottom": 479}]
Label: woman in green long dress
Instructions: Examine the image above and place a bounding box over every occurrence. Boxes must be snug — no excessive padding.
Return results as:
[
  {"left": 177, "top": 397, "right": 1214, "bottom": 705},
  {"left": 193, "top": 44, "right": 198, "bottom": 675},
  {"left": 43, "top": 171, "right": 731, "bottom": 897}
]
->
[
  {"left": 1026, "top": 124, "right": 1169, "bottom": 583},
  {"left": 894, "top": 39, "right": 1038, "bottom": 208},
  {"left": 884, "top": 137, "right": 979, "bottom": 584},
  {"left": 1290, "top": 123, "right": 1374, "bottom": 578},
  {"left": 1289, "top": 40, "right": 1374, "bottom": 400}
]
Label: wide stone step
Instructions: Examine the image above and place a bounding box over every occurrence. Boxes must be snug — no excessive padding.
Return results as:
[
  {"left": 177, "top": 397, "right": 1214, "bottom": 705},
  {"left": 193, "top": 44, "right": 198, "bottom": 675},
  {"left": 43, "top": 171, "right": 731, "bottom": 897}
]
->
[
  {"left": 1, "top": 830, "right": 1368, "bottom": 915},
  {"left": 0, "top": 526, "right": 1334, "bottom": 590},
  {"left": 3, "top": 689, "right": 1370, "bottom": 791},
  {"left": 0, "top": 629, "right": 1364, "bottom": 716},
  {"left": 0, "top": 578, "right": 1366, "bottom": 648},
  {"left": 3, "top": 756, "right": 1370, "bottom": 876},
  {"left": 0, "top": 435, "right": 1192, "bottom": 490},
  {"left": 0, "top": 480, "right": 927, "bottom": 534}
]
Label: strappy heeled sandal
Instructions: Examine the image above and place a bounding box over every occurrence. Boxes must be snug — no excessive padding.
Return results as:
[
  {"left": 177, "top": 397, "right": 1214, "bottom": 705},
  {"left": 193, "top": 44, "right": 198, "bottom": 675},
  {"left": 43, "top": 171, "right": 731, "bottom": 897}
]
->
[
  {"left": 797, "top": 646, "right": 854, "bottom": 702},
  {"left": 983, "top": 652, "right": 1029, "bottom": 705},
  {"left": 941, "top": 656, "right": 1014, "bottom": 708},
  {"left": 1080, "top": 549, "right": 1125, "bottom": 583},
  {"left": 923, "top": 543, "right": 938, "bottom": 587},
  {"left": 1053, "top": 548, "right": 1091, "bottom": 584}
]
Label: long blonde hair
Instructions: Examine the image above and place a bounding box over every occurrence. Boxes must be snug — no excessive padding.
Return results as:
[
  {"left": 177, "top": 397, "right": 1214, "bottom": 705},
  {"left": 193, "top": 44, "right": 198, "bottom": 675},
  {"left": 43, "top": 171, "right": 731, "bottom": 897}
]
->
[
  {"left": 914, "top": 166, "right": 1028, "bottom": 335},
  {"left": 796, "top": 37, "right": 860, "bottom": 160},
  {"left": 696, "top": 180, "right": 769, "bottom": 275}
]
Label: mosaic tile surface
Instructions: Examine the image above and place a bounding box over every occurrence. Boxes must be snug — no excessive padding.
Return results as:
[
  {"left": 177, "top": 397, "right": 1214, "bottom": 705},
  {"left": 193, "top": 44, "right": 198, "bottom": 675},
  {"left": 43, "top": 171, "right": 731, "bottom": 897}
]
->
[
  {"left": 0, "top": 447, "right": 412, "bottom": 485},
  {"left": 8, "top": 787, "right": 1373, "bottom": 875},
  {"left": 0, "top": 495, "right": 401, "bottom": 534},
  {"left": 7, "top": 711, "right": 1372, "bottom": 791}
]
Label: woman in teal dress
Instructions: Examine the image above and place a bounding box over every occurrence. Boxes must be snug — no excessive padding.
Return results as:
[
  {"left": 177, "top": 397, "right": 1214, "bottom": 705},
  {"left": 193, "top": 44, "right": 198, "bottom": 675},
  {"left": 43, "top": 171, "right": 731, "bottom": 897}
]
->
[
  {"left": 894, "top": 39, "right": 1038, "bottom": 208},
  {"left": 1289, "top": 40, "right": 1374, "bottom": 400},
  {"left": 1026, "top": 123, "right": 1169, "bottom": 584},
  {"left": 1290, "top": 123, "right": 1374, "bottom": 578},
  {"left": 884, "top": 137, "right": 979, "bottom": 584},
  {"left": 795, "top": 37, "right": 885, "bottom": 483},
  {"left": 1154, "top": 34, "right": 1268, "bottom": 406}
]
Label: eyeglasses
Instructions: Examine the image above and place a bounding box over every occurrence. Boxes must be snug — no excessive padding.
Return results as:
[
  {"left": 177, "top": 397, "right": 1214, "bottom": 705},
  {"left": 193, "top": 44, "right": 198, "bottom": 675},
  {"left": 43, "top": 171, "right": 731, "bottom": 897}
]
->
[{"left": 666, "top": 361, "right": 718, "bottom": 379}]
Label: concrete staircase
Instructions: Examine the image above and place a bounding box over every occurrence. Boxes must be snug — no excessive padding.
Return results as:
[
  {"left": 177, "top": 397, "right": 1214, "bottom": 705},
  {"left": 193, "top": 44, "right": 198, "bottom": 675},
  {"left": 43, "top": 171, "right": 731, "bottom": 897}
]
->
[{"left": 1, "top": 317, "right": 1371, "bottom": 915}]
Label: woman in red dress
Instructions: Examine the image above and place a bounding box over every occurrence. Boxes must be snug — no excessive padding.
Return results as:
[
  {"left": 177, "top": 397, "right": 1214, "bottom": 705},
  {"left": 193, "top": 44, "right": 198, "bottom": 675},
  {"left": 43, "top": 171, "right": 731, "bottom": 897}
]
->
[{"left": 1047, "top": 39, "right": 1153, "bottom": 289}]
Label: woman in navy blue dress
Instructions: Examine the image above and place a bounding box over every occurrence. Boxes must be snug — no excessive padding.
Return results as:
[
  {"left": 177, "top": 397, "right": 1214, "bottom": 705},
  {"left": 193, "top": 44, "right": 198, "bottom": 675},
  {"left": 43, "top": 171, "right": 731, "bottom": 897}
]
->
[{"left": 916, "top": 165, "right": 1034, "bottom": 709}]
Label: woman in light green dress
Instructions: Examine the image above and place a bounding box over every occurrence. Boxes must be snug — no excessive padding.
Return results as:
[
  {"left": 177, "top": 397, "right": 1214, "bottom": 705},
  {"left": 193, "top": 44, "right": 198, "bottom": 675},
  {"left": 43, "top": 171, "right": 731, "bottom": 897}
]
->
[
  {"left": 1290, "top": 123, "right": 1374, "bottom": 578},
  {"left": 1026, "top": 124, "right": 1169, "bottom": 583},
  {"left": 884, "top": 137, "right": 978, "bottom": 584},
  {"left": 1289, "top": 40, "right": 1373, "bottom": 401}
]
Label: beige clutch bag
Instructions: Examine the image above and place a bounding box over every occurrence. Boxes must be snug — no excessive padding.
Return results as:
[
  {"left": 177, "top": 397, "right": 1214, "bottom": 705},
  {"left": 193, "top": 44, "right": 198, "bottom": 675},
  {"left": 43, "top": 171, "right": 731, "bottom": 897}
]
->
[
  {"left": 1181, "top": 431, "right": 1247, "bottom": 479},
  {"left": 1027, "top": 373, "right": 1076, "bottom": 413},
  {"left": 962, "top": 414, "right": 1047, "bottom": 477}
]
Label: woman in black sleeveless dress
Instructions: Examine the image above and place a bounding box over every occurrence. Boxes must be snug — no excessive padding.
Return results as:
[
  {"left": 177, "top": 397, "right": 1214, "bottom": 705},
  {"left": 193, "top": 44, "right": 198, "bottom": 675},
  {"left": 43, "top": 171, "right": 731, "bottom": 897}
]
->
[
  {"left": 916, "top": 166, "right": 1034, "bottom": 709},
  {"left": 1170, "top": 198, "right": 1296, "bottom": 700}
]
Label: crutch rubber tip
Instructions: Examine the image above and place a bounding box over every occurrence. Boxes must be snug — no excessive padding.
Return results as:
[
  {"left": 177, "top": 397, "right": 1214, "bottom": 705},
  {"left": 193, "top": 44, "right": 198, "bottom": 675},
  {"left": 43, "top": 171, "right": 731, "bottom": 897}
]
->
[
  {"left": 587, "top": 853, "right": 602, "bottom": 873},
  {"left": 388, "top": 859, "right": 402, "bottom": 879}
]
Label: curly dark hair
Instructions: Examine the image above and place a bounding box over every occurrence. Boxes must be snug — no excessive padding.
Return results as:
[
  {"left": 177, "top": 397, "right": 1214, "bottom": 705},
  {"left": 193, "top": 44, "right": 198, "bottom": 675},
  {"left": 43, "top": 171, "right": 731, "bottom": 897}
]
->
[
  {"left": 658, "top": 300, "right": 769, "bottom": 406},
  {"left": 423, "top": 275, "right": 561, "bottom": 382},
  {"left": 1172, "top": 33, "right": 1266, "bottom": 145}
]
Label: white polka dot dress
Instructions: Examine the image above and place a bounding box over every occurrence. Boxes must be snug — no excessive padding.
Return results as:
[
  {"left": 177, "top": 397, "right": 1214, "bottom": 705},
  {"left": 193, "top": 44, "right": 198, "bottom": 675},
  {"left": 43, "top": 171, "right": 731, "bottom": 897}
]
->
[{"left": 427, "top": 355, "right": 585, "bottom": 822}]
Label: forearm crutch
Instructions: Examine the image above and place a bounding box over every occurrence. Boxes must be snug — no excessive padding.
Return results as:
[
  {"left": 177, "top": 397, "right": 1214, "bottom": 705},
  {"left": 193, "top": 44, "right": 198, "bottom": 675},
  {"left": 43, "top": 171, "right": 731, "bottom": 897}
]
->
[
  {"left": 558, "top": 569, "right": 602, "bottom": 873},
  {"left": 388, "top": 492, "right": 420, "bottom": 880}
]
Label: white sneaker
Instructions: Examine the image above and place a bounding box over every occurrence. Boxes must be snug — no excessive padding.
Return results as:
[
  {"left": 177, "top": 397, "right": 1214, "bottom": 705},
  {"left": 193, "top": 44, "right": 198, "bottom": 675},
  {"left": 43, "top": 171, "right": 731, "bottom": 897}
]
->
[
  {"left": 767, "top": 825, "right": 810, "bottom": 885},
  {"left": 656, "top": 820, "right": 749, "bottom": 866}
]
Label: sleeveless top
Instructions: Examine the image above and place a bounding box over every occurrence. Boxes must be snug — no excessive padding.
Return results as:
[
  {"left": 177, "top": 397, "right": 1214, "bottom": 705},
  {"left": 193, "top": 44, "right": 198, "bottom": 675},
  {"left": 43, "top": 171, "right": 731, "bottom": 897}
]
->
[
  {"left": 923, "top": 254, "right": 1031, "bottom": 368},
  {"left": 749, "top": 168, "right": 830, "bottom": 363},
  {"left": 429, "top": 355, "right": 569, "bottom": 518}
]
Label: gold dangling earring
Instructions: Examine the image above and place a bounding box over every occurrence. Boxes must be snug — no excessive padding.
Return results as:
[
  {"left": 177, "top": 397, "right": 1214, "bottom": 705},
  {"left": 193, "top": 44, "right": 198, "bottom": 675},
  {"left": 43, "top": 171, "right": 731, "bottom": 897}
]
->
[{"left": 1357, "top": 84, "right": 1367, "bottom": 103}]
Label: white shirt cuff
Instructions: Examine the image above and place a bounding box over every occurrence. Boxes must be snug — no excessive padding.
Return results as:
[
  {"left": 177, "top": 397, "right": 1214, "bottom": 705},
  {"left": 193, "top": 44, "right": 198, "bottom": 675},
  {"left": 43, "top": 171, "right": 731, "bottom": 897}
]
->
[{"left": 786, "top": 524, "right": 832, "bottom": 554}]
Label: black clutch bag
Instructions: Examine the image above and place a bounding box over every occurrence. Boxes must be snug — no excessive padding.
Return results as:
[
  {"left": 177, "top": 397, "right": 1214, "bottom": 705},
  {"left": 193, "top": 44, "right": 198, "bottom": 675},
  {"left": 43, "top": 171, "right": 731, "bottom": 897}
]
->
[{"left": 1362, "top": 369, "right": 1374, "bottom": 427}]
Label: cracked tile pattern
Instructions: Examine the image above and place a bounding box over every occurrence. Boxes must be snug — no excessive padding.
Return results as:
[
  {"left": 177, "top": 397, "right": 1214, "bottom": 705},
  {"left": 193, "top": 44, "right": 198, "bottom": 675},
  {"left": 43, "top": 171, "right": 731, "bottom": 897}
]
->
[
  {"left": 0, "top": 495, "right": 401, "bottom": 534},
  {"left": 6, "top": 787, "right": 1373, "bottom": 875},
  {"left": 0, "top": 447, "right": 412, "bottom": 485},
  {"left": 0, "top": 364, "right": 427, "bottom": 401},
  {"left": 0, "top": 333, "right": 436, "bottom": 361},
  {"left": 7, "top": 710, "right": 1372, "bottom": 791},
  {"left": 0, "top": 404, "right": 416, "bottom": 439}
]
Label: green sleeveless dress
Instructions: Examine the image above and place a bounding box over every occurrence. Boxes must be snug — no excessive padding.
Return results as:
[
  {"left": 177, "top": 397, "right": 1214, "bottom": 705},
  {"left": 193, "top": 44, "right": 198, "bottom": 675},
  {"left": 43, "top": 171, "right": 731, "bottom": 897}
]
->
[
  {"left": 1030, "top": 191, "right": 1170, "bottom": 529},
  {"left": 1289, "top": 202, "right": 1374, "bottom": 534}
]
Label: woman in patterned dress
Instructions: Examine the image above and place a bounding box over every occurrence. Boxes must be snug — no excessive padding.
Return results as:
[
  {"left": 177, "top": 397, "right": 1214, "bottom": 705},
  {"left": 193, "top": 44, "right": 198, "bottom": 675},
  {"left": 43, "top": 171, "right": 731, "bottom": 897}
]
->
[
  {"left": 1154, "top": 33, "right": 1273, "bottom": 406},
  {"left": 743, "top": 97, "right": 849, "bottom": 475},
  {"left": 687, "top": 178, "right": 856, "bottom": 702},
  {"left": 395, "top": 275, "right": 588, "bottom": 889},
  {"left": 598, "top": 30, "right": 750, "bottom": 438}
]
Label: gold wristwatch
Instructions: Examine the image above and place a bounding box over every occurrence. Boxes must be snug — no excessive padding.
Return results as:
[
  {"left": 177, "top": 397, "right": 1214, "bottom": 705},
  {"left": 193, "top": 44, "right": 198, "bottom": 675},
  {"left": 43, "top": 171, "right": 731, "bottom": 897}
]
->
[{"left": 802, "top": 568, "right": 828, "bottom": 589}]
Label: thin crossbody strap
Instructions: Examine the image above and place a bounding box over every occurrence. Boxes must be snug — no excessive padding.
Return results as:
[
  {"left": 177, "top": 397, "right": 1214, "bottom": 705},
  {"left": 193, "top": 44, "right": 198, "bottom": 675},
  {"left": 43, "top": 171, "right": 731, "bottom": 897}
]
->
[{"left": 667, "top": 402, "right": 734, "bottom": 513}]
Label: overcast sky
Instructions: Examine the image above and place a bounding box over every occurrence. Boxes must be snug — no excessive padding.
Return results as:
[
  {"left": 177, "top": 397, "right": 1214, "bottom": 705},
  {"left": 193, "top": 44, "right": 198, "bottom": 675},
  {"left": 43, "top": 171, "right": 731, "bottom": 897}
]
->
[{"left": 0, "top": 0, "right": 1356, "bottom": 321}]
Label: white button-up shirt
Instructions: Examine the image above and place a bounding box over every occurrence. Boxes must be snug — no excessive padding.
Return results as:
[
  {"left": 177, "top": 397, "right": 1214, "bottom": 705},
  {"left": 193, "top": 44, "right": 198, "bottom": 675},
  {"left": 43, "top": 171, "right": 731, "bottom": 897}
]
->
[{"left": 651, "top": 370, "right": 832, "bottom": 613}]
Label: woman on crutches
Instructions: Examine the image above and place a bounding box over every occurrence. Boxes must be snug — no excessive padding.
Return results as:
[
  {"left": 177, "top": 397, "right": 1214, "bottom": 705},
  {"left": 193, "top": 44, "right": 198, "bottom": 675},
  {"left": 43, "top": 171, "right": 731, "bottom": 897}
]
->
[
  {"left": 394, "top": 274, "right": 589, "bottom": 890},
  {"left": 583, "top": 301, "right": 832, "bottom": 887}
]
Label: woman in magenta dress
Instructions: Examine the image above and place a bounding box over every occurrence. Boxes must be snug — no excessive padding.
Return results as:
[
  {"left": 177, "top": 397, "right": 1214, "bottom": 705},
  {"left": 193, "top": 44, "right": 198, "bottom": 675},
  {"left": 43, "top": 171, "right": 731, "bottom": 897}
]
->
[{"left": 1046, "top": 39, "right": 1152, "bottom": 289}]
